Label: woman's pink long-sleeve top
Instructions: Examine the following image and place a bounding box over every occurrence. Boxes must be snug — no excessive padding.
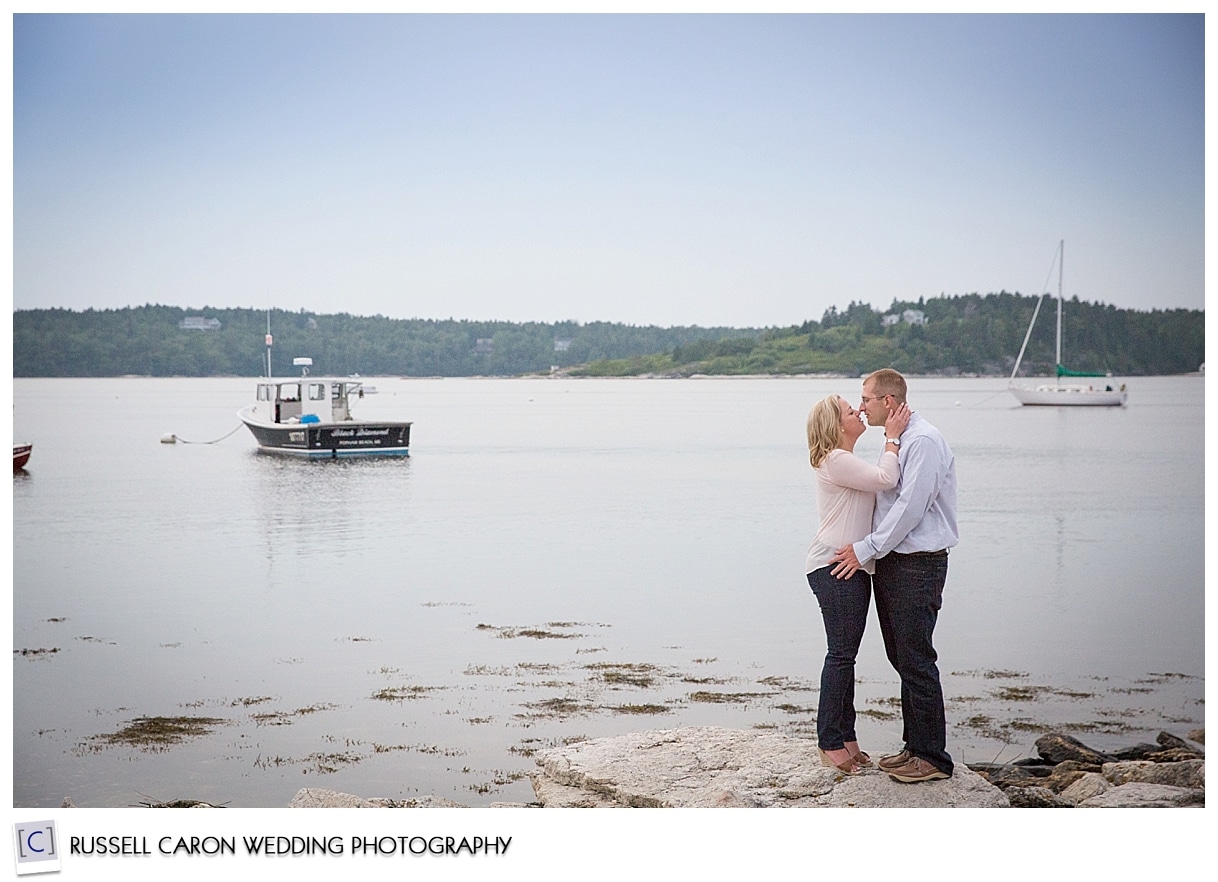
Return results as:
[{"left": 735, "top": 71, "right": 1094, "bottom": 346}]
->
[{"left": 805, "top": 449, "right": 900, "bottom": 575}]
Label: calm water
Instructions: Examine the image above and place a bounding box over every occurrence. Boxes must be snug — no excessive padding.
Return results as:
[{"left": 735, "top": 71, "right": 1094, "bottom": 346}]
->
[{"left": 11, "top": 376, "right": 1205, "bottom": 807}]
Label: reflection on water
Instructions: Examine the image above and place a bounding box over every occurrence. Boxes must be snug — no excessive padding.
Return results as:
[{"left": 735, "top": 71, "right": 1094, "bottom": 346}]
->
[
  {"left": 12, "top": 377, "right": 1204, "bottom": 807},
  {"left": 251, "top": 453, "right": 415, "bottom": 563}
]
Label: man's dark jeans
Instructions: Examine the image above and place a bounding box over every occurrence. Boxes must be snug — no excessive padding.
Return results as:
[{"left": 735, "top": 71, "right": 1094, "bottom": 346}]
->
[
  {"left": 873, "top": 551, "right": 953, "bottom": 775},
  {"left": 807, "top": 567, "right": 871, "bottom": 751}
]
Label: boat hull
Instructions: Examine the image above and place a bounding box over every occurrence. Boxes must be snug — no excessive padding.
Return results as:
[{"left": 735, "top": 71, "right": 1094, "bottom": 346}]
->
[
  {"left": 14, "top": 443, "right": 32, "bottom": 470},
  {"left": 239, "top": 411, "right": 411, "bottom": 458},
  {"left": 1009, "top": 384, "right": 1127, "bottom": 407}
]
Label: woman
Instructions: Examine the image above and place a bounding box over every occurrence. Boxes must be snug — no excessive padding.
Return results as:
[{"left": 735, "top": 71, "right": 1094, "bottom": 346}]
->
[{"left": 805, "top": 394, "right": 909, "bottom": 774}]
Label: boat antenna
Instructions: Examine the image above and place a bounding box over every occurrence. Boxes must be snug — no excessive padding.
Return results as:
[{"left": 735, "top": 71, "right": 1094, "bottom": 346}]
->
[
  {"left": 1009, "top": 241, "right": 1063, "bottom": 382},
  {"left": 264, "top": 306, "right": 273, "bottom": 378}
]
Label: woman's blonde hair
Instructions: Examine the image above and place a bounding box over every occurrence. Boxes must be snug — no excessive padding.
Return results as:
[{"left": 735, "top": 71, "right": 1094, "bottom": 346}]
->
[{"left": 807, "top": 395, "right": 843, "bottom": 469}]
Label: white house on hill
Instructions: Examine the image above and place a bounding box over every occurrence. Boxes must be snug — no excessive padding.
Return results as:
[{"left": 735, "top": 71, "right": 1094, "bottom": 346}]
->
[
  {"left": 179, "top": 316, "right": 221, "bottom": 330},
  {"left": 882, "top": 309, "right": 927, "bottom": 327}
]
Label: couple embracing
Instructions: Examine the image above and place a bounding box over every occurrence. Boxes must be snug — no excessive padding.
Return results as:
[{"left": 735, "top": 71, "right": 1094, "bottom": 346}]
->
[{"left": 804, "top": 368, "right": 958, "bottom": 783}]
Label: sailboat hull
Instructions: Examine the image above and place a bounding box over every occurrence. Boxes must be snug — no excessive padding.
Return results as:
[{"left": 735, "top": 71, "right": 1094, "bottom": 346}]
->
[{"left": 1009, "top": 384, "right": 1127, "bottom": 406}]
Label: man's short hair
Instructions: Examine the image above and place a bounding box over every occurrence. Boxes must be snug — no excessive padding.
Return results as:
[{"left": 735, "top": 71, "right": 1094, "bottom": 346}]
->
[{"left": 866, "top": 368, "right": 907, "bottom": 404}]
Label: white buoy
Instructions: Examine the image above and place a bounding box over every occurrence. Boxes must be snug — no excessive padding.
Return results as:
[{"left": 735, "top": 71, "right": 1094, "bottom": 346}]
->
[{"left": 160, "top": 433, "right": 177, "bottom": 444}]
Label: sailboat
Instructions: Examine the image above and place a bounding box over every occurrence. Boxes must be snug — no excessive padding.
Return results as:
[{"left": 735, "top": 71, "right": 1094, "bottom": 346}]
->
[{"left": 1008, "top": 241, "right": 1127, "bottom": 407}]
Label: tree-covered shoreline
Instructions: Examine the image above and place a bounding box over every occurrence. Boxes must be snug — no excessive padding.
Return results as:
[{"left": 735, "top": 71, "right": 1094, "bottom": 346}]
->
[
  {"left": 12, "top": 293, "right": 1203, "bottom": 379},
  {"left": 570, "top": 293, "right": 1203, "bottom": 379}
]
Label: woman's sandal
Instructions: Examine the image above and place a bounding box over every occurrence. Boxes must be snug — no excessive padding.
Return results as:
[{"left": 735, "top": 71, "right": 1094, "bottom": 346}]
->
[
  {"left": 849, "top": 750, "right": 873, "bottom": 768},
  {"left": 818, "top": 748, "right": 861, "bottom": 775}
]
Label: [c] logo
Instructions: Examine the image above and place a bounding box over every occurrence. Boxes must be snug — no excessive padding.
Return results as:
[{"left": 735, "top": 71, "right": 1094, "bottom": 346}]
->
[{"left": 12, "top": 821, "right": 61, "bottom": 875}]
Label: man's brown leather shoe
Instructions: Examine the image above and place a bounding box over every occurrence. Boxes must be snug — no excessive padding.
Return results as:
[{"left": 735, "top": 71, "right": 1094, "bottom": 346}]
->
[
  {"left": 886, "top": 756, "right": 950, "bottom": 783},
  {"left": 877, "top": 750, "right": 912, "bottom": 771}
]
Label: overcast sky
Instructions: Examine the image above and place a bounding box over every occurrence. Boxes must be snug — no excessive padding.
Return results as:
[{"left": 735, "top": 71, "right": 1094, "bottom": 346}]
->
[{"left": 11, "top": 13, "right": 1205, "bottom": 327}]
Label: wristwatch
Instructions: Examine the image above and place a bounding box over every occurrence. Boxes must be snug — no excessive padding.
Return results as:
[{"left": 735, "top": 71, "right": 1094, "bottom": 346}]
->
[{"left": 885, "top": 437, "right": 901, "bottom": 446}]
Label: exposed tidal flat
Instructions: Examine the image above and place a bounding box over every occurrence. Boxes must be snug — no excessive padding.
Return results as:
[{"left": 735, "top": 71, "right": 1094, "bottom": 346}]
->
[{"left": 12, "top": 376, "right": 1204, "bottom": 807}]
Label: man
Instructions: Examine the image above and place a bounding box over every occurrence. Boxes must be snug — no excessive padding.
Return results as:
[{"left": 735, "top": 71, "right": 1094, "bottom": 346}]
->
[{"left": 830, "top": 368, "right": 958, "bottom": 783}]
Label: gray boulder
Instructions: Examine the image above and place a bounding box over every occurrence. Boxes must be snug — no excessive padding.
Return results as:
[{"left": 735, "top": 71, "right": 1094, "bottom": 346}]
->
[
  {"left": 1034, "top": 733, "right": 1113, "bottom": 765},
  {"left": 1143, "top": 748, "right": 1205, "bottom": 763},
  {"left": 968, "top": 764, "right": 1048, "bottom": 789},
  {"left": 1101, "top": 760, "right": 1204, "bottom": 790},
  {"left": 1111, "top": 742, "right": 1162, "bottom": 761},
  {"left": 1006, "top": 785, "right": 1073, "bottom": 808},
  {"left": 1156, "top": 731, "right": 1191, "bottom": 751},
  {"left": 1041, "top": 759, "right": 1102, "bottom": 793},
  {"left": 529, "top": 726, "right": 1008, "bottom": 808},
  {"left": 1059, "top": 772, "right": 1111, "bottom": 805},
  {"left": 1077, "top": 783, "right": 1204, "bottom": 808}
]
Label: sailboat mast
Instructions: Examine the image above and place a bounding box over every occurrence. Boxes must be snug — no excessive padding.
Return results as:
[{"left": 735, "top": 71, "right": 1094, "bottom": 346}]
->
[{"left": 1055, "top": 240, "right": 1064, "bottom": 370}]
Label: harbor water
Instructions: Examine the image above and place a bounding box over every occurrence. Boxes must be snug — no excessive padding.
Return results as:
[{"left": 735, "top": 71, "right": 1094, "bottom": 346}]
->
[{"left": 11, "top": 375, "right": 1205, "bottom": 807}]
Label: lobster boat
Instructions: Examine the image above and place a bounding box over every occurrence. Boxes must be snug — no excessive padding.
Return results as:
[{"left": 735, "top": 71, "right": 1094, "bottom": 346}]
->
[{"left": 239, "top": 359, "right": 410, "bottom": 459}]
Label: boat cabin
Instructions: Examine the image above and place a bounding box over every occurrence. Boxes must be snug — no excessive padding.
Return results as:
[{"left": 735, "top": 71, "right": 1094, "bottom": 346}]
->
[{"left": 252, "top": 379, "right": 365, "bottom": 425}]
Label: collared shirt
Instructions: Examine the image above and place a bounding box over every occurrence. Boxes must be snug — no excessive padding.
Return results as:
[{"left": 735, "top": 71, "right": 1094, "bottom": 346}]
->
[{"left": 853, "top": 411, "right": 958, "bottom": 565}]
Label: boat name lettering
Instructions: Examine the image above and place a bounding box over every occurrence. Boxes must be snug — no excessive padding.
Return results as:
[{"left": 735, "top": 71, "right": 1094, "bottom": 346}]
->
[{"left": 330, "top": 428, "right": 393, "bottom": 438}]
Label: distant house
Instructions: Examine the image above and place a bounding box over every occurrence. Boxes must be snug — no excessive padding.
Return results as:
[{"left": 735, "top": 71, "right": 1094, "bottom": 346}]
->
[
  {"left": 881, "top": 310, "right": 928, "bottom": 327},
  {"left": 179, "top": 316, "right": 221, "bottom": 330},
  {"left": 553, "top": 339, "right": 572, "bottom": 352},
  {"left": 474, "top": 338, "right": 494, "bottom": 355}
]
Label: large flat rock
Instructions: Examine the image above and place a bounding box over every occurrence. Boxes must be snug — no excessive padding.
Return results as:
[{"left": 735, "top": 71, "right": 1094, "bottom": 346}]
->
[{"left": 529, "top": 726, "right": 1008, "bottom": 808}]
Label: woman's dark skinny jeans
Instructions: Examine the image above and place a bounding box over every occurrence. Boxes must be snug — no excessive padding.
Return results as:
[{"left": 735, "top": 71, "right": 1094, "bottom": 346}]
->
[{"left": 808, "top": 567, "right": 871, "bottom": 751}]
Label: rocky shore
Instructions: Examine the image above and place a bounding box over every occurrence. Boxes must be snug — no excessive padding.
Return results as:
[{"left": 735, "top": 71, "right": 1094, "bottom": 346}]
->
[
  {"left": 277, "top": 725, "right": 1203, "bottom": 809},
  {"left": 967, "top": 728, "right": 1205, "bottom": 808}
]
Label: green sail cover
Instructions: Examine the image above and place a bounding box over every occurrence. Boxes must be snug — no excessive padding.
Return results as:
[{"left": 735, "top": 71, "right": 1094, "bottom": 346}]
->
[{"left": 1056, "top": 364, "right": 1108, "bottom": 378}]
